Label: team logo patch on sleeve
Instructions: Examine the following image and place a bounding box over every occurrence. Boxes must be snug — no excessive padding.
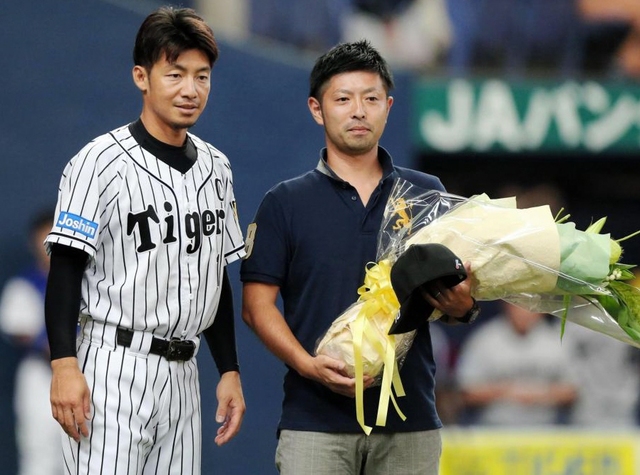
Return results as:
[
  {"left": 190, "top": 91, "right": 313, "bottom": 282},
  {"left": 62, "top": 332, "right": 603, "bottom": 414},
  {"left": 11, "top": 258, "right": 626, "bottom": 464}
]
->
[
  {"left": 244, "top": 222, "right": 257, "bottom": 258},
  {"left": 56, "top": 212, "right": 98, "bottom": 238}
]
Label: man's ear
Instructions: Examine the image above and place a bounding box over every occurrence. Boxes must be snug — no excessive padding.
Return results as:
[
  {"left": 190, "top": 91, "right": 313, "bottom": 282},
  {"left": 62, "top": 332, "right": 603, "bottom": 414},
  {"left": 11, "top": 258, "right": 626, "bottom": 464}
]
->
[
  {"left": 307, "top": 97, "right": 324, "bottom": 126},
  {"left": 132, "top": 65, "right": 148, "bottom": 93},
  {"left": 386, "top": 95, "right": 394, "bottom": 122}
]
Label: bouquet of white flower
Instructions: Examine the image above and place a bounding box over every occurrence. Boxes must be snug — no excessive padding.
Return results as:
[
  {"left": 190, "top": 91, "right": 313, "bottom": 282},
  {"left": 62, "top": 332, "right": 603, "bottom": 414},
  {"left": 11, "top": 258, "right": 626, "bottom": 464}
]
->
[
  {"left": 315, "top": 178, "right": 640, "bottom": 434},
  {"left": 397, "top": 185, "right": 640, "bottom": 344}
]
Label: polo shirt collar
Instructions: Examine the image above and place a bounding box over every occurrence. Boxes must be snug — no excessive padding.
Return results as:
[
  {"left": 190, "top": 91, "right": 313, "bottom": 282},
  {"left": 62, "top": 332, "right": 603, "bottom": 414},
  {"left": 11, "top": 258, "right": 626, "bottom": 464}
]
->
[{"left": 315, "top": 146, "right": 397, "bottom": 184}]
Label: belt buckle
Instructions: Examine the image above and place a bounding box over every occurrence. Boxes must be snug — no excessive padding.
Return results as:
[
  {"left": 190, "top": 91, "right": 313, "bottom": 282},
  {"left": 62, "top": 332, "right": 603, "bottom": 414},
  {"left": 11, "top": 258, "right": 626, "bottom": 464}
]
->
[{"left": 165, "top": 338, "right": 196, "bottom": 361}]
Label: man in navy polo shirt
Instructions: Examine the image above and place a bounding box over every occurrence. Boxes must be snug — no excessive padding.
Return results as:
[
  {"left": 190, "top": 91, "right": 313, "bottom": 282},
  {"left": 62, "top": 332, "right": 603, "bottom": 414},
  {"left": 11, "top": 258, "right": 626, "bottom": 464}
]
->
[{"left": 241, "top": 40, "right": 476, "bottom": 474}]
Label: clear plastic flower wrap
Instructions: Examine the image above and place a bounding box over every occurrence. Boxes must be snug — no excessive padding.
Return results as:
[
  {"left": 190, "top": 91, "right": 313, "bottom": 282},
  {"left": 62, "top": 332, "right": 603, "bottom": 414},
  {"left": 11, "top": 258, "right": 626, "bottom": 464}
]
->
[
  {"left": 315, "top": 181, "right": 467, "bottom": 383},
  {"left": 315, "top": 177, "right": 640, "bottom": 434}
]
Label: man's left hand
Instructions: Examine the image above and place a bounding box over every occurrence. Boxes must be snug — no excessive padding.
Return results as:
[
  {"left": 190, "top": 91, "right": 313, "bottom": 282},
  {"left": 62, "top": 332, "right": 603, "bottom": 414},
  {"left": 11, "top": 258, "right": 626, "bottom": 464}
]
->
[{"left": 214, "top": 371, "right": 245, "bottom": 446}]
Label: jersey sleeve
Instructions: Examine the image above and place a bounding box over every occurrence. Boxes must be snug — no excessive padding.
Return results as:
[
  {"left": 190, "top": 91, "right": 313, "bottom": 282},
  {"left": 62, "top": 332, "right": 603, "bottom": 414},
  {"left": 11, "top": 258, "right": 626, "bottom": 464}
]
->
[
  {"left": 45, "top": 138, "right": 122, "bottom": 258},
  {"left": 222, "top": 180, "right": 246, "bottom": 266},
  {"left": 240, "top": 189, "right": 289, "bottom": 286}
]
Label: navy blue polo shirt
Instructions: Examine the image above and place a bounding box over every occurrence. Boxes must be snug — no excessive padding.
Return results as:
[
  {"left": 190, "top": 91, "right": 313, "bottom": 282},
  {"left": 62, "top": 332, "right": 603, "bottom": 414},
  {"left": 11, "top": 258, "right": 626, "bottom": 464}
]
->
[{"left": 241, "top": 147, "right": 446, "bottom": 433}]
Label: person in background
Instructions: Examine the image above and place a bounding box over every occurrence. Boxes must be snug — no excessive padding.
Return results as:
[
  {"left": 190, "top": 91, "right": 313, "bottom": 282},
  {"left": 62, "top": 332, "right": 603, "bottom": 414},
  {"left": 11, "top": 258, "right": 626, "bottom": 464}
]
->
[
  {"left": 577, "top": 0, "right": 640, "bottom": 78},
  {"left": 342, "top": 0, "right": 452, "bottom": 71},
  {"left": 562, "top": 321, "right": 640, "bottom": 427},
  {"left": 455, "top": 301, "right": 578, "bottom": 426},
  {"left": 241, "top": 40, "right": 479, "bottom": 474},
  {"left": 0, "top": 209, "right": 63, "bottom": 475}
]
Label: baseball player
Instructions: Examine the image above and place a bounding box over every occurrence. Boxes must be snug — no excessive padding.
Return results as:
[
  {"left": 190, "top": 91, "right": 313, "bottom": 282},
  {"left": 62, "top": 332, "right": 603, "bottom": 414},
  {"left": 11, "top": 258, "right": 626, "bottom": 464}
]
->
[{"left": 44, "top": 7, "right": 245, "bottom": 475}]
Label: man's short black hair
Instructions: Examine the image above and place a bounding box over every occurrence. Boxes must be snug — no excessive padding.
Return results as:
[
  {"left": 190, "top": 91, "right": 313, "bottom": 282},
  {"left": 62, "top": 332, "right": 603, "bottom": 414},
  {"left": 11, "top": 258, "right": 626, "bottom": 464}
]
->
[
  {"left": 133, "top": 6, "right": 219, "bottom": 71},
  {"left": 309, "top": 40, "right": 394, "bottom": 100}
]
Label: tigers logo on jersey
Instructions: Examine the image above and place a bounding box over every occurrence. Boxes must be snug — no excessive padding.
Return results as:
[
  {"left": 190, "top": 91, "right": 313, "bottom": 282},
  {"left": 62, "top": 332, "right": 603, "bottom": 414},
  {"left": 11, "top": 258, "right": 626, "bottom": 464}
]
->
[{"left": 127, "top": 201, "right": 226, "bottom": 254}]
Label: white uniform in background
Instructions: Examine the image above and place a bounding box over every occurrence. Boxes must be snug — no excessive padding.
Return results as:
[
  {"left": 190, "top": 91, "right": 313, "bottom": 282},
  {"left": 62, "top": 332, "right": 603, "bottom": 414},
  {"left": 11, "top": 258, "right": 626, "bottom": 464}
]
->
[
  {"left": 456, "top": 315, "right": 577, "bottom": 426},
  {"left": 562, "top": 322, "right": 640, "bottom": 427},
  {"left": 342, "top": 0, "right": 452, "bottom": 70},
  {"left": 0, "top": 272, "right": 64, "bottom": 475}
]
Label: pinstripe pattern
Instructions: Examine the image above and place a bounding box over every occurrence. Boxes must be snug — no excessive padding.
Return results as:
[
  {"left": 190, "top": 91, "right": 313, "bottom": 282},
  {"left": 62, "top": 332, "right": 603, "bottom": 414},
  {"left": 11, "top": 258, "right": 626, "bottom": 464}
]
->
[
  {"left": 46, "top": 124, "right": 245, "bottom": 340},
  {"left": 47, "top": 124, "right": 244, "bottom": 475},
  {"left": 62, "top": 330, "right": 202, "bottom": 474}
]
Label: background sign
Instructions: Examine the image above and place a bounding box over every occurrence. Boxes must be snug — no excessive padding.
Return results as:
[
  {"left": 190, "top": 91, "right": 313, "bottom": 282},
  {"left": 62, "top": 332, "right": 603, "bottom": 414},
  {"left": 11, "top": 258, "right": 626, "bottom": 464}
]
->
[
  {"left": 441, "top": 429, "right": 640, "bottom": 475},
  {"left": 413, "top": 79, "right": 640, "bottom": 153}
]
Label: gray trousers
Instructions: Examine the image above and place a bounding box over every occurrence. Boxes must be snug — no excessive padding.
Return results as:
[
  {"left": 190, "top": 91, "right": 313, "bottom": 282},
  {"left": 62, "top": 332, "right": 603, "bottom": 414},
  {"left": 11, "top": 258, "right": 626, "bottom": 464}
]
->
[{"left": 276, "top": 429, "right": 442, "bottom": 475}]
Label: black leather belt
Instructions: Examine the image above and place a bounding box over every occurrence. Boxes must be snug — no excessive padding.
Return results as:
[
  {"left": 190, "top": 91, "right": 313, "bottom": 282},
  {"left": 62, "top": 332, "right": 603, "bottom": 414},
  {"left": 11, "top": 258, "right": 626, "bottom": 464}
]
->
[{"left": 116, "top": 328, "right": 196, "bottom": 361}]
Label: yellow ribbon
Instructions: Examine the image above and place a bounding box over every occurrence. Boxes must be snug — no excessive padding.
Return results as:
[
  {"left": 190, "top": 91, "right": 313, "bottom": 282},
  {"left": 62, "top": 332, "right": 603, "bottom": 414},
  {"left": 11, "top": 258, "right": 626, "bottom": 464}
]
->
[{"left": 352, "top": 259, "right": 407, "bottom": 434}]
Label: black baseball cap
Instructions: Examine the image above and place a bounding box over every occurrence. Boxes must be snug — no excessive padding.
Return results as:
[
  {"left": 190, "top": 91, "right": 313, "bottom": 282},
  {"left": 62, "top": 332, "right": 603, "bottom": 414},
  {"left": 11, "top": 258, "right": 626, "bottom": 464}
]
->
[{"left": 388, "top": 243, "right": 467, "bottom": 335}]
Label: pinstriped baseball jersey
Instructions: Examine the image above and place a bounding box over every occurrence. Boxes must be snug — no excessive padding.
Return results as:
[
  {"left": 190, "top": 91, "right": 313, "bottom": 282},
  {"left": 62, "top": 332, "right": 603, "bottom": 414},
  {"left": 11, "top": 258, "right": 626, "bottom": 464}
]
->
[{"left": 45, "top": 123, "right": 245, "bottom": 341}]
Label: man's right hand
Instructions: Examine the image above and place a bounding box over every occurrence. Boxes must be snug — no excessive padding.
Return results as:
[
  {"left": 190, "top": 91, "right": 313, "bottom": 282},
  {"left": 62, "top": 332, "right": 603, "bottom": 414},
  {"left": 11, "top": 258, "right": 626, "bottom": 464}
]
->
[
  {"left": 306, "top": 354, "right": 375, "bottom": 398},
  {"left": 50, "top": 357, "right": 91, "bottom": 442}
]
